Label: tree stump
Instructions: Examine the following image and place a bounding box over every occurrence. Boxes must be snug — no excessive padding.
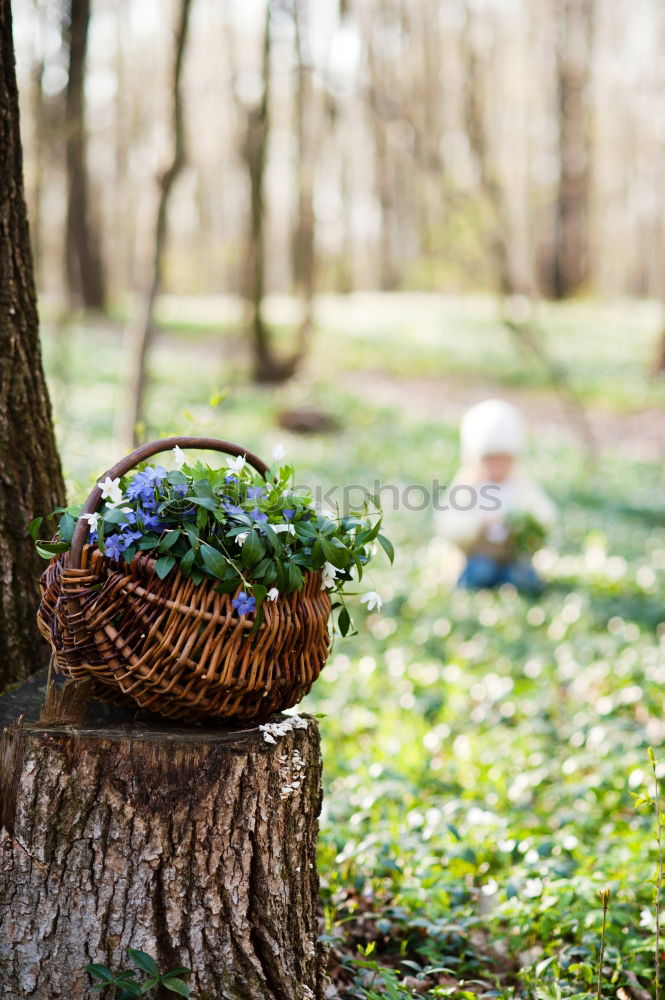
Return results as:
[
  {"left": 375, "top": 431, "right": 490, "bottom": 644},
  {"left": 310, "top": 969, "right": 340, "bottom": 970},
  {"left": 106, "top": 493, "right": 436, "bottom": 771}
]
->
[{"left": 0, "top": 715, "right": 325, "bottom": 1000}]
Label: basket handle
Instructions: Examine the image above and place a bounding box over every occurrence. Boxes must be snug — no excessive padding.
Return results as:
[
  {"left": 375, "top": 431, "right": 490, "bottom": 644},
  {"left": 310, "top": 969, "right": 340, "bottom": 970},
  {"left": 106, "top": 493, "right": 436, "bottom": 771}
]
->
[{"left": 69, "top": 436, "right": 269, "bottom": 568}]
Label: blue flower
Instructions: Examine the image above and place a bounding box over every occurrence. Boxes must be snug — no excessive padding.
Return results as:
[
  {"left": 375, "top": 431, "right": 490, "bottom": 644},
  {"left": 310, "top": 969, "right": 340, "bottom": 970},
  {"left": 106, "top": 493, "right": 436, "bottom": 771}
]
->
[
  {"left": 143, "top": 465, "right": 167, "bottom": 485},
  {"left": 89, "top": 529, "right": 98, "bottom": 546},
  {"left": 283, "top": 509, "right": 294, "bottom": 520},
  {"left": 140, "top": 495, "right": 158, "bottom": 512},
  {"left": 223, "top": 501, "right": 244, "bottom": 517},
  {"left": 247, "top": 486, "right": 265, "bottom": 500},
  {"left": 126, "top": 473, "right": 148, "bottom": 500},
  {"left": 225, "top": 474, "right": 238, "bottom": 484},
  {"left": 172, "top": 483, "right": 189, "bottom": 497},
  {"left": 249, "top": 508, "right": 268, "bottom": 523},
  {"left": 232, "top": 592, "right": 256, "bottom": 616},
  {"left": 120, "top": 529, "right": 142, "bottom": 549},
  {"left": 104, "top": 534, "right": 125, "bottom": 561},
  {"left": 119, "top": 510, "right": 138, "bottom": 526},
  {"left": 141, "top": 512, "right": 162, "bottom": 532}
]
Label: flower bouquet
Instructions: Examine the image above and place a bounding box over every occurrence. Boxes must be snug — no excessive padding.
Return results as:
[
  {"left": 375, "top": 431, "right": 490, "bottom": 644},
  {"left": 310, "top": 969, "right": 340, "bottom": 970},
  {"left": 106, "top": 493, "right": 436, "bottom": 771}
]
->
[
  {"left": 505, "top": 510, "right": 547, "bottom": 559},
  {"left": 35, "top": 437, "right": 392, "bottom": 723}
]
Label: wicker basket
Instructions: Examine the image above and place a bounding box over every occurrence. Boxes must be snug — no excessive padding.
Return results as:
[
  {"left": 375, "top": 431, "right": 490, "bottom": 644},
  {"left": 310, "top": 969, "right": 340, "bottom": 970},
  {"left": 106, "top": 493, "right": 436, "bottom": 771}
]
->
[{"left": 37, "top": 436, "right": 332, "bottom": 723}]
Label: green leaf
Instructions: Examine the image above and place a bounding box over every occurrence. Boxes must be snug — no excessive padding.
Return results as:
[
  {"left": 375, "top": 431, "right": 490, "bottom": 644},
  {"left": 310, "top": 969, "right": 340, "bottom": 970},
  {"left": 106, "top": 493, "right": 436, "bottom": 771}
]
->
[
  {"left": 36, "top": 540, "right": 71, "bottom": 557},
  {"left": 138, "top": 534, "right": 160, "bottom": 551},
  {"left": 85, "top": 964, "right": 115, "bottom": 982},
  {"left": 129, "top": 950, "right": 160, "bottom": 977},
  {"left": 200, "top": 543, "right": 228, "bottom": 579},
  {"left": 163, "top": 979, "right": 190, "bottom": 997},
  {"left": 338, "top": 607, "right": 351, "bottom": 636},
  {"left": 29, "top": 516, "right": 43, "bottom": 541},
  {"left": 240, "top": 530, "right": 264, "bottom": 567},
  {"left": 187, "top": 496, "right": 218, "bottom": 511},
  {"left": 184, "top": 526, "right": 201, "bottom": 550},
  {"left": 158, "top": 530, "right": 181, "bottom": 553},
  {"left": 179, "top": 548, "right": 195, "bottom": 576},
  {"left": 103, "top": 508, "right": 132, "bottom": 525},
  {"left": 166, "top": 470, "right": 189, "bottom": 485},
  {"left": 321, "top": 538, "right": 348, "bottom": 569},
  {"left": 155, "top": 555, "right": 176, "bottom": 580},
  {"left": 117, "top": 984, "right": 143, "bottom": 999},
  {"left": 376, "top": 533, "right": 394, "bottom": 564},
  {"left": 163, "top": 968, "right": 193, "bottom": 979},
  {"left": 59, "top": 512, "right": 76, "bottom": 542}
]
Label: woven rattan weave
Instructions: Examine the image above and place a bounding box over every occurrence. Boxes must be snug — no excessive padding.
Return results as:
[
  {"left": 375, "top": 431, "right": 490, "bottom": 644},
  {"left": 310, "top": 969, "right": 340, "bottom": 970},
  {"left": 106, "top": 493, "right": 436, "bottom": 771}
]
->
[{"left": 37, "top": 437, "right": 331, "bottom": 723}]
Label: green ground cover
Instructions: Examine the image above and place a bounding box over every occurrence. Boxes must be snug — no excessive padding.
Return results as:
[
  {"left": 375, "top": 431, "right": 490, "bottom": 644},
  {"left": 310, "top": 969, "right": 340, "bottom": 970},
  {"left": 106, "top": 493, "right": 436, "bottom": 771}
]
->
[{"left": 42, "top": 293, "right": 665, "bottom": 998}]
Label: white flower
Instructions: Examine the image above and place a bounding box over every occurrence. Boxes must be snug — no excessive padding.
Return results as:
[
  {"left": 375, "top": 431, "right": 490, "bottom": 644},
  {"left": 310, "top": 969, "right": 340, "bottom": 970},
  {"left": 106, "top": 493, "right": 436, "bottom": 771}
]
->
[
  {"left": 173, "top": 445, "right": 186, "bottom": 469},
  {"left": 105, "top": 502, "right": 133, "bottom": 513},
  {"left": 267, "top": 587, "right": 279, "bottom": 601},
  {"left": 79, "top": 511, "right": 100, "bottom": 531},
  {"left": 321, "top": 561, "right": 338, "bottom": 589},
  {"left": 236, "top": 531, "right": 249, "bottom": 547},
  {"left": 361, "top": 590, "right": 383, "bottom": 612},
  {"left": 97, "top": 476, "right": 123, "bottom": 504},
  {"left": 272, "top": 443, "right": 287, "bottom": 462},
  {"left": 273, "top": 523, "right": 296, "bottom": 535},
  {"left": 227, "top": 454, "right": 247, "bottom": 475}
]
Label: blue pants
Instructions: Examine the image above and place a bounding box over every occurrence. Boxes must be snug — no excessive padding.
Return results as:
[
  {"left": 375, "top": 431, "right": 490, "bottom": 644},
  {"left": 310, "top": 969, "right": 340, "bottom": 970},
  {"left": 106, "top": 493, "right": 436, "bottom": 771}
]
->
[{"left": 458, "top": 555, "right": 543, "bottom": 594}]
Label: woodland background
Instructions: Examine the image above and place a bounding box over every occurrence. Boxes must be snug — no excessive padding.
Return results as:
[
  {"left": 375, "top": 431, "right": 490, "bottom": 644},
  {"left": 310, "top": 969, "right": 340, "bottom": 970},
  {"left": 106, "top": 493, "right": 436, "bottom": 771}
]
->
[{"left": 6, "top": 0, "right": 665, "bottom": 997}]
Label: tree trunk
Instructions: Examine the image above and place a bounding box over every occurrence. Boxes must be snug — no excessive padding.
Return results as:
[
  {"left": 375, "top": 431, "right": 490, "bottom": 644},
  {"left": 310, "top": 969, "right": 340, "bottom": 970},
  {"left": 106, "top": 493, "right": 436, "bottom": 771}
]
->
[
  {"left": 0, "top": 715, "right": 325, "bottom": 1000},
  {"left": 291, "top": 0, "right": 316, "bottom": 331},
  {"left": 63, "top": 0, "right": 106, "bottom": 311},
  {"left": 122, "top": 0, "right": 193, "bottom": 448},
  {"left": 551, "top": 0, "right": 594, "bottom": 299},
  {"left": 0, "top": 0, "right": 66, "bottom": 693},
  {"left": 234, "top": 2, "right": 307, "bottom": 385}
]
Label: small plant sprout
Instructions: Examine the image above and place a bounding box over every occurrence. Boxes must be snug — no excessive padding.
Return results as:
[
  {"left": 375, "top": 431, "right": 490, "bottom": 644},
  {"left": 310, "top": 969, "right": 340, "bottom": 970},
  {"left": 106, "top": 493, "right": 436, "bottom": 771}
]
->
[
  {"left": 86, "top": 949, "right": 191, "bottom": 997},
  {"left": 597, "top": 888, "right": 611, "bottom": 1000}
]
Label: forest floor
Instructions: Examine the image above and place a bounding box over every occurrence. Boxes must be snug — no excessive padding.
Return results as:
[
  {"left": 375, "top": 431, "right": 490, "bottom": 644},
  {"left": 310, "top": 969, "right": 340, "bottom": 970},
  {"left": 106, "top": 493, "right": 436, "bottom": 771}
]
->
[{"left": 41, "top": 292, "right": 665, "bottom": 999}]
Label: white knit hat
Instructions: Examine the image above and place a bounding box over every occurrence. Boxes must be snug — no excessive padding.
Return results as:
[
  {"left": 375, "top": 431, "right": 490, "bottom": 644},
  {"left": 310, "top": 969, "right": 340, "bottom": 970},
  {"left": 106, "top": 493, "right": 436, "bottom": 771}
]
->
[{"left": 460, "top": 399, "right": 524, "bottom": 463}]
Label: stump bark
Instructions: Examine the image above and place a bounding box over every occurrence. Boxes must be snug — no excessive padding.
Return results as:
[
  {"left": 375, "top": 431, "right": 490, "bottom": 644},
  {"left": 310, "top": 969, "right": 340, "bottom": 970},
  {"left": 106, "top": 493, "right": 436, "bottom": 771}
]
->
[{"left": 0, "top": 716, "right": 325, "bottom": 1000}]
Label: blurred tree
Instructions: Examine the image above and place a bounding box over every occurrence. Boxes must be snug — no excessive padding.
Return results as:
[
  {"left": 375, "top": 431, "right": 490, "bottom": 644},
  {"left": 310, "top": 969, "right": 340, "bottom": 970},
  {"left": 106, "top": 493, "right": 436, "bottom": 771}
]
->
[
  {"left": 123, "top": 0, "right": 193, "bottom": 446},
  {"left": 63, "top": 0, "right": 106, "bottom": 310},
  {"left": 0, "top": 0, "right": 65, "bottom": 691},
  {"left": 550, "top": 0, "right": 594, "bottom": 299},
  {"left": 461, "top": 0, "right": 595, "bottom": 459},
  {"left": 229, "top": 0, "right": 312, "bottom": 382},
  {"left": 291, "top": 0, "right": 316, "bottom": 339}
]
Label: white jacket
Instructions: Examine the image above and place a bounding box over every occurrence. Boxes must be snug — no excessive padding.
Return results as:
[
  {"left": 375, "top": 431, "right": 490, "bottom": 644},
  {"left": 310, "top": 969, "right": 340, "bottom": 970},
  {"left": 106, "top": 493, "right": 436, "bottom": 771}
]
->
[{"left": 438, "top": 466, "right": 557, "bottom": 555}]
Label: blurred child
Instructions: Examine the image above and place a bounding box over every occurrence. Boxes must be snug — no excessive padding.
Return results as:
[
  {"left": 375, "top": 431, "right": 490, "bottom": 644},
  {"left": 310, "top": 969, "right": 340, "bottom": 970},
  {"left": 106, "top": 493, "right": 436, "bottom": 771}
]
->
[{"left": 440, "top": 399, "right": 556, "bottom": 592}]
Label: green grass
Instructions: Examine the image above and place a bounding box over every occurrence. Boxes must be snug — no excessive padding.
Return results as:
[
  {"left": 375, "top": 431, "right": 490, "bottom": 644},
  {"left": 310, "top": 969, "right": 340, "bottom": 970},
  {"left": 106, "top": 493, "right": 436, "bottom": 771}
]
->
[{"left": 40, "top": 293, "right": 665, "bottom": 998}]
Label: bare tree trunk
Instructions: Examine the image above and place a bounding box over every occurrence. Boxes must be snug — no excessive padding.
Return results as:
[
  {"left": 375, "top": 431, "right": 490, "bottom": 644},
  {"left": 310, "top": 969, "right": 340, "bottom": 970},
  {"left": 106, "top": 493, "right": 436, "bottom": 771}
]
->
[
  {"left": 0, "top": 717, "right": 325, "bottom": 999},
  {"left": 0, "top": 0, "right": 66, "bottom": 693},
  {"left": 551, "top": 0, "right": 594, "bottom": 299},
  {"left": 237, "top": 1, "right": 308, "bottom": 384},
  {"left": 63, "top": 0, "right": 106, "bottom": 311},
  {"left": 291, "top": 0, "right": 316, "bottom": 340},
  {"left": 122, "top": 0, "right": 193, "bottom": 448}
]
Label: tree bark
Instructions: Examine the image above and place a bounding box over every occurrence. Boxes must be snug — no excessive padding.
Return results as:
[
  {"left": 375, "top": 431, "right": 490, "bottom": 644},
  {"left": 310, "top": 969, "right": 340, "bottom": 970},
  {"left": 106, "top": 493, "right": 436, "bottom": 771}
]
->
[
  {"left": 0, "top": 715, "right": 325, "bottom": 1000},
  {"left": 0, "top": 0, "right": 66, "bottom": 693},
  {"left": 550, "top": 0, "right": 594, "bottom": 299},
  {"left": 63, "top": 0, "right": 106, "bottom": 311},
  {"left": 122, "top": 0, "right": 193, "bottom": 448}
]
